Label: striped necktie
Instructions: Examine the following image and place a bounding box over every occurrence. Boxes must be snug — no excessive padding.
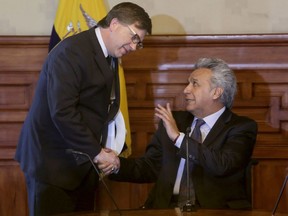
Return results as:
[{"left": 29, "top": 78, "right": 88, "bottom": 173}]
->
[{"left": 178, "top": 119, "right": 205, "bottom": 208}]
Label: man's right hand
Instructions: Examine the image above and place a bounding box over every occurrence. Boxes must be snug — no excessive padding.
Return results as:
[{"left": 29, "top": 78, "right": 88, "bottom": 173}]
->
[{"left": 94, "top": 148, "right": 120, "bottom": 176}]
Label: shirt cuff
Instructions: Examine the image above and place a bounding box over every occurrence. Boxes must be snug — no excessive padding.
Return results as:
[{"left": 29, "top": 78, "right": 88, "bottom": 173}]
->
[{"left": 174, "top": 132, "right": 185, "bottom": 148}]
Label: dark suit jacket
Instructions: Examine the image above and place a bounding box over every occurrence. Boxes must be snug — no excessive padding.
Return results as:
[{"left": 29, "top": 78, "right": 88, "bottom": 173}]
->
[
  {"left": 110, "top": 109, "right": 258, "bottom": 209},
  {"left": 15, "top": 27, "right": 120, "bottom": 190}
]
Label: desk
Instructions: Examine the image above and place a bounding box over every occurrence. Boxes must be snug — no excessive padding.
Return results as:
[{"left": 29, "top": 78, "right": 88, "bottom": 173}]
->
[{"left": 56, "top": 208, "right": 287, "bottom": 216}]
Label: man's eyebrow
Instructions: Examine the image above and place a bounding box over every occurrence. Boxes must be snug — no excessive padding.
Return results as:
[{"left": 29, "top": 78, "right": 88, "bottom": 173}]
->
[{"left": 189, "top": 77, "right": 198, "bottom": 82}]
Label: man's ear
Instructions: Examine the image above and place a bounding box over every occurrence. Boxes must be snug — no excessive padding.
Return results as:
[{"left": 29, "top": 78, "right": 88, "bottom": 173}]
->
[
  {"left": 212, "top": 87, "right": 224, "bottom": 99},
  {"left": 109, "top": 18, "right": 119, "bottom": 30}
]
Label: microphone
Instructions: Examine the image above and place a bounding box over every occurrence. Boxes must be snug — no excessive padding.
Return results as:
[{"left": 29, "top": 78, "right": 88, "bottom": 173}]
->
[
  {"left": 182, "top": 127, "right": 196, "bottom": 212},
  {"left": 66, "top": 149, "right": 121, "bottom": 216}
]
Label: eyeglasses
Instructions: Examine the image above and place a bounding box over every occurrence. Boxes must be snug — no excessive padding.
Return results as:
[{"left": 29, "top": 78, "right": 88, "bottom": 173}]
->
[{"left": 127, "top": 25, "right": 143, "bottom": 49}]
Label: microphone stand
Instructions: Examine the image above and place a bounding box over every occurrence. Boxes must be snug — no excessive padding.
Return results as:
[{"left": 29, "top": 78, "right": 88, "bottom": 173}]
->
[
  {"left": 272, "top": 174, "right": 288, "bottom": 216},
  {"left": 66, "top": 149, "right": 121, "bottom": 216},
  {"left": 182, "top": 127, "right": 196, "bottom": 212}
]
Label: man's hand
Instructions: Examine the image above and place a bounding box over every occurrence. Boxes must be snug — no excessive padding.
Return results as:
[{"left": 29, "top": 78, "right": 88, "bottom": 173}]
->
[
  {"left": 155, "top": 103, "right": 180, "bottom": 142},
  {"left": 94, "top": 148, "right": 120, "bottom": 176}
]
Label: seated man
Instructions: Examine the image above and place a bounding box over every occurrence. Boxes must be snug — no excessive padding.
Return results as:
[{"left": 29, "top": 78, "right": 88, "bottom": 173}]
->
[{"left": 106, "top": 57, "right": 258, "bottom": 210}]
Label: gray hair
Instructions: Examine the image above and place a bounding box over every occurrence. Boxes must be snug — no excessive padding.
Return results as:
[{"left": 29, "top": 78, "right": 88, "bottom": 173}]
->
[{"left": 194, "top": 58, "right": 237, "bottom": 108}]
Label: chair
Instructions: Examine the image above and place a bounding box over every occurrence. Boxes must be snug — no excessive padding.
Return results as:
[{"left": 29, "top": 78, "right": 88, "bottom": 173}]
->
[{"left": 245, "top": 159, "right": 259, "bottom": 204}]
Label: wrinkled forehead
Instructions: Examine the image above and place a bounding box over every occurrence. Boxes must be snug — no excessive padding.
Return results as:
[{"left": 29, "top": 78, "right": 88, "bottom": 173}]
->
[{"left": 189, "top": 68, "right": 212, "bottom": 81}]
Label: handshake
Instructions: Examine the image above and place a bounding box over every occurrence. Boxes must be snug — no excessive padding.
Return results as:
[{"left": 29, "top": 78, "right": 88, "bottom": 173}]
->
[{"left": 94, "top": 148, "right": 120, "bottom": 176}]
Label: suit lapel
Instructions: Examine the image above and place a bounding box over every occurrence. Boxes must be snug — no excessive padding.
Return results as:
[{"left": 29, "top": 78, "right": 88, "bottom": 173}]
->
[
  {"left": 88, "top": 27, "right": 113, "bottom": 95},
  {"left": 202, "top": 109, "right": 232, "bottom": 147},
  {"left": 88, "top": 27, "right": 120, "bottom": 122},
  {"left": 87, "top": 28, "right": 120, "bottom": 146}
]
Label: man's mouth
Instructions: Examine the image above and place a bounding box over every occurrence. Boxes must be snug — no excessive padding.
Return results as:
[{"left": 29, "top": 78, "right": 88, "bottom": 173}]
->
[{"left": 122, "top": 46, "right": 129, "bottom": 54}]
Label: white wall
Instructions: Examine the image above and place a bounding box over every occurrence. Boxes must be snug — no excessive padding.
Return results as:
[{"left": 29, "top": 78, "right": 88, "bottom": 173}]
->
[{"left": 1, "top": 0, "right": 288, "bottom": 35}]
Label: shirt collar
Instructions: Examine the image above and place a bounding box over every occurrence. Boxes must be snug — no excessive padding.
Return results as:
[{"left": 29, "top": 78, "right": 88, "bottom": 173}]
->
[
  {"left": 95, "top": 27, "right": 108, "bottom": 58},
  {"left": 202, "top": 106, "right": 226, "bottom": 129}
]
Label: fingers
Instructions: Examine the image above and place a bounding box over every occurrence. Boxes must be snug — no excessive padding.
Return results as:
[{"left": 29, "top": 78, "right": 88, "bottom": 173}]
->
[
  {"left": 155, "top": 103, "right": 180, "bottom": 142},
  {"left": 101, "top": 161, "right": 119, "bottom": 175},
  {"left": 155, "top": 103, "right": 172, "bottom": 120},
  {"left": 94, "top": 148, "right": 116, "bottom": 164},
  {"left": 100, "top": 163, "right": 116, "bottom": 176},
  {"left": 94, "top": 148, "right": 120, "bottom": 176},
  {"left": 155, "top": 103, "right": 175, "bottom": 125}
]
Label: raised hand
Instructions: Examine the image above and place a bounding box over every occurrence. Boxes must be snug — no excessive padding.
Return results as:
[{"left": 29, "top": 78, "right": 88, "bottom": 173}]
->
[{"left": 155, "top": 103, "right": 180, "bottom": 142}]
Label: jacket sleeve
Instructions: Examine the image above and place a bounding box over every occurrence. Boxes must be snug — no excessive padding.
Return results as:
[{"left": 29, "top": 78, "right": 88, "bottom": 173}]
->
[{"left": 109, "top": 122, "right": 166, "bottom": 183}]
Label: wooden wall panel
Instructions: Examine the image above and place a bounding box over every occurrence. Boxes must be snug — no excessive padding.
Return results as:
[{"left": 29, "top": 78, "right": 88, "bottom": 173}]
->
[
  {"left": 253, "top": 160, "right": 288, "bottom": 212},
  {"left": 0, "top": 162, "right": 28, "bottom": 216},
  {"left": 0, "top": 35, "right": 287, "bottom": 215}
]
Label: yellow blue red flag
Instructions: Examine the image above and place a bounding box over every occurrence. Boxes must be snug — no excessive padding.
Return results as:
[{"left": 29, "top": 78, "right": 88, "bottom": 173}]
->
[{"left": 49, "top": 0, "right": 132, "bottom": 157}]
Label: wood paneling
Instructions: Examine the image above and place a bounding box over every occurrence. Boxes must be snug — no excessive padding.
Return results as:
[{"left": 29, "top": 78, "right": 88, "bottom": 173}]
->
[
  {"left": 0, "top": 35, "right": 287, "bottom": 215},
  {"left": 0, "top": 162, "right": 28, "bottom": 216}
]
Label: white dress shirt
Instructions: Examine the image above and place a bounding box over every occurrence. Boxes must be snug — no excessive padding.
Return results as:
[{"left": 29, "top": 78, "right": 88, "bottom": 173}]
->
[
  {"left": 173, "top": 107, "right": 226, "bottom": 194},
  {"left": 95, "top": 27, "right": 108, "bottom": 57}
]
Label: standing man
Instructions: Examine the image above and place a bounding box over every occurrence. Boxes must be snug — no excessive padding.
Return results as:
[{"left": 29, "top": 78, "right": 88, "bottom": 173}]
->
[
  {"left": 109, "top": 58, "right": 258, "bottom": 210},
  {"left": 15, "top": 2, "right": 152, "bottom": 215}
]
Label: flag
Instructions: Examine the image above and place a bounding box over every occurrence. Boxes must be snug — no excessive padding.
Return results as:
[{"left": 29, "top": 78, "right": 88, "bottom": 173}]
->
[
  {"left": 118, "top": 63, "right": 131, "bottom": 157},
  {"left": 49, "top": 0, "right": 132, "bottom": 157},
  {"left": 49, "top": 0, "right": 105, "bottom": 51}
]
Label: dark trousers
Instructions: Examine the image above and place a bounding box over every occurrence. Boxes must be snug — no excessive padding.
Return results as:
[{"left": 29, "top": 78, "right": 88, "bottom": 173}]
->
[{"left": 25, "top": 168, "right": 98, "bottom": 216}]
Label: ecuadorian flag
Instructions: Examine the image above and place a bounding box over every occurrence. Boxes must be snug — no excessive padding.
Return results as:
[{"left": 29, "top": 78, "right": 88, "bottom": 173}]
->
[{"left": 49, "top": 0, "right": 132, "bottom": 157}]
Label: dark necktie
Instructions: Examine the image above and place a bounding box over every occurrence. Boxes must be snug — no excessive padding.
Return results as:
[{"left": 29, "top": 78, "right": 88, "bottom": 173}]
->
[
  {"left": 106, "top": 55, "right": 111, "bottom": 64},
  {"left": 102, "top": 56, "right": 119, "bottom": 146},
  {"left": 106, "top": 56, "right": 117, "bottom": 115},
  {"left": 107, "top": 56, "right": 116, "bottom": 71},
  {"left": 178, "top": 118, "right": 205, "bottom": 208}
]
